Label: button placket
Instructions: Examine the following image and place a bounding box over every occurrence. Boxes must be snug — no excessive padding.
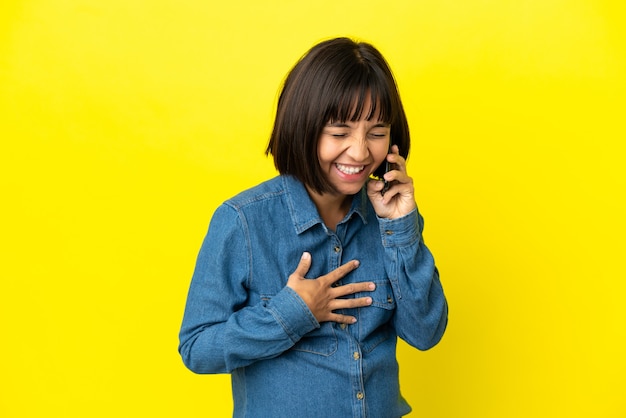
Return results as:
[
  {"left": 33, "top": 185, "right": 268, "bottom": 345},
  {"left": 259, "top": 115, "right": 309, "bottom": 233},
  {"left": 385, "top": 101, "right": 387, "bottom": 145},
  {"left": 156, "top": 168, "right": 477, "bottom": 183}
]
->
[{"left": 330, "top": 236, "right": 343, "bottom": 285}]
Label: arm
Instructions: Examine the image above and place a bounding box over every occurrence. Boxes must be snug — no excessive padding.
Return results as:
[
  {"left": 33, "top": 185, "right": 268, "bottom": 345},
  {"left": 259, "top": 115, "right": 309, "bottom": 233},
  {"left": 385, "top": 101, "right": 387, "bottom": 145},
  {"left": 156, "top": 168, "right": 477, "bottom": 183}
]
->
[
  {"left": 178, "top": 204, "right": 376, "bottom": 374},
  {"left": 367, "top": 145, "right": 448, "bottom": 350},
  {"left": 379, "top": 209, "right": 448, "bottom": 350},
  {"left": 178, "top": 204, "right": 319, "bottom": 374}
]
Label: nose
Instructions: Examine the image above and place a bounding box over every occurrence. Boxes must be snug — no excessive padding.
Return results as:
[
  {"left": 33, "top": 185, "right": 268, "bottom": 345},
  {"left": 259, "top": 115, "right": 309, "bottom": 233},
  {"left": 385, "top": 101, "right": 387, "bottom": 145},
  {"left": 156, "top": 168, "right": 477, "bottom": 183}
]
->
[{"left": 346, "top": 135, "right": 370, "bottom": 162}]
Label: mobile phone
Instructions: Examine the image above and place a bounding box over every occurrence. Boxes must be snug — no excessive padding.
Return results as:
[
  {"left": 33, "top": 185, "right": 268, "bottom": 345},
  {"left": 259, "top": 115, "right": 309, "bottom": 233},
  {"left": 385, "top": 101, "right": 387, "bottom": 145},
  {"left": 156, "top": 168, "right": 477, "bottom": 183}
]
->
[{"left": 370, "top": 144, "right": 393, "bottom": 196}]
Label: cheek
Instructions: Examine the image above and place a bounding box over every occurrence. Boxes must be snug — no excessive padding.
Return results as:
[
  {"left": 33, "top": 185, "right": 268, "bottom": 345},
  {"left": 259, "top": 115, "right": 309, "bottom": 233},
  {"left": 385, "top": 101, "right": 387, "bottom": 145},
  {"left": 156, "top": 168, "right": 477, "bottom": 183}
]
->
[
  {"left": 372, "top": 141, "right": 390, "bottom": 164},
  {"left": 317, "top": 138, "right": 341, "bottom": 166}
]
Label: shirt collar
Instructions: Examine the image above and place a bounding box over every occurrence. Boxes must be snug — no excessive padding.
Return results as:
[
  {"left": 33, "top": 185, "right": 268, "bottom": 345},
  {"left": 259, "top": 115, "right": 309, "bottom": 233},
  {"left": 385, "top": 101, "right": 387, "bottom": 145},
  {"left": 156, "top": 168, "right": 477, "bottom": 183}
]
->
[{"left": 282, "top": 175, "right": 369, "bottom": 235}]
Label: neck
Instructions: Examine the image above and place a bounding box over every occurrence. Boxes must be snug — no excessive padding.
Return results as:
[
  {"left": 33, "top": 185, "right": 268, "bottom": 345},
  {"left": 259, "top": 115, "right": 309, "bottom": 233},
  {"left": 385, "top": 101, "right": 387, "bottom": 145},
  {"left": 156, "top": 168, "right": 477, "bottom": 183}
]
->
[{"left": 306, "top": 187, "right": 353, "bottom": 231}]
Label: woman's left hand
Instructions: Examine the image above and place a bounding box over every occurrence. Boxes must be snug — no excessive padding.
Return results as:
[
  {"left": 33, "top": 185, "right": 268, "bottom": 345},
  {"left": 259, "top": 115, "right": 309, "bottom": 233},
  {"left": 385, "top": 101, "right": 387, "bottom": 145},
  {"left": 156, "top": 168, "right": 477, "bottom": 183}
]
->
[{"left": 367, "top": 145, "right": 417, "bottom": 219}]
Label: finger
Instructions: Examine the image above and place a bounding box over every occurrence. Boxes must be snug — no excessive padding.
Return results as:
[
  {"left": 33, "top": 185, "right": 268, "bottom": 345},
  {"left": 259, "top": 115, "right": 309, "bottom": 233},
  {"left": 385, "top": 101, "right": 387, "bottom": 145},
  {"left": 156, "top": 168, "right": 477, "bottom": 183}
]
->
[
  {"left": 320, "top": 260, "right": 360, "bottom": 286},
  {"left": 367, "top": 179, "right": 385, "bottom": 196},
  {"left": 381, "top": 181, "right": 415, "bottom": 205},
  {"left": 329, "top": 296, "right": 373, "bottom": 310},
  {"left": 385, "top": 153, "right": 407, "bottom": 175},
  {"left": 292, "top": 252, "right": 312, "bottom": 279},
  {"left": 329, "top": 313, "right": 358, "bottom": 325},
  {"left": 332, "top": 281, "right": 376, "bottom": 298},
  {"left": 384, "top": 170, "right": 411, "bottom": 186}
]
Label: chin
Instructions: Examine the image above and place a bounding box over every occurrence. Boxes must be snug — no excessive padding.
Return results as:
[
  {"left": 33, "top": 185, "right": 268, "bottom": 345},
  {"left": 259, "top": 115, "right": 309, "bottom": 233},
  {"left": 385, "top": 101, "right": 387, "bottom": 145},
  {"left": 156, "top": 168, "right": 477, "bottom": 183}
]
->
[{"left": 335, "top": 183, "right": 366, "bottom": 196}]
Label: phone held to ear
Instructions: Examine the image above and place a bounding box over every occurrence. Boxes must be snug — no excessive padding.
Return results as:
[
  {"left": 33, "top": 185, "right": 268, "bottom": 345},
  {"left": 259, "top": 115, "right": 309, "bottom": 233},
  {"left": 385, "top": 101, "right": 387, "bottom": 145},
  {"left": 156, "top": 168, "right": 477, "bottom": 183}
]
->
[
  {"left": 370, "top": 160, "right": 391, "bottom": 196},
  {"left": 370, "top": 144, "right": 392, "bottom": 196}
]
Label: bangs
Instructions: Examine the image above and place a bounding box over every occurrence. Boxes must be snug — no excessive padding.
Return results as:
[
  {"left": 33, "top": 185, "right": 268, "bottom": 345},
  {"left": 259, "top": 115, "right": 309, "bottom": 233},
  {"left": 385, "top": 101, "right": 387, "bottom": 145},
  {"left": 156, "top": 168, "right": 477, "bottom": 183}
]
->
[{"left": 326, "top": 70, "right": 394, "bottom": 124}]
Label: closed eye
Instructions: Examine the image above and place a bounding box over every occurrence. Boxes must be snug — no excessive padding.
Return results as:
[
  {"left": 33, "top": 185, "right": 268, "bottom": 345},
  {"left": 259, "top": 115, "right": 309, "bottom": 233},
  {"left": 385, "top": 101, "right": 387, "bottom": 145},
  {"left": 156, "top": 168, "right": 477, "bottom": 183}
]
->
[
  {"left": 323, "top": 129, "right": 350, "bottom": 138},
  {"left": 368, "top": 130, "right": 390, "bottom": 139}
]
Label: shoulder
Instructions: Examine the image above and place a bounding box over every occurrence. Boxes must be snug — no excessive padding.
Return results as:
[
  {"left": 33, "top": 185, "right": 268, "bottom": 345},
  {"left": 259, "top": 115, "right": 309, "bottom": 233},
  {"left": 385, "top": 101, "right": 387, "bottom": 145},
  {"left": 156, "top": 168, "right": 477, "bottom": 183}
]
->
[
  {"left": 223, "top": 176, "right": 286, "bottom": 210},
  {"left": 207, "top": 177, "right": 285, "bottom": 232}
]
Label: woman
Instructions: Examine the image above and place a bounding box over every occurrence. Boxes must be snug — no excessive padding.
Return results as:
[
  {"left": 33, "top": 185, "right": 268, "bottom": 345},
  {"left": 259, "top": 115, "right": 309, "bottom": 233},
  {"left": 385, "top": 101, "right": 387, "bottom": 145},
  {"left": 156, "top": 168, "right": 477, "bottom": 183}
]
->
[{"left": 179, "top": 37, "right": 448, "bottom": 418}]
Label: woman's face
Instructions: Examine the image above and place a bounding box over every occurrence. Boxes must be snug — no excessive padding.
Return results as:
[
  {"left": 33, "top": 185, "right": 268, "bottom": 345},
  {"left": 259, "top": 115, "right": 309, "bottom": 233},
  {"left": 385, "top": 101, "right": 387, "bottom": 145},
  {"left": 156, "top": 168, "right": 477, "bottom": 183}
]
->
[{"left": 317, "top": 99, "right": 390, "bottom": 196}]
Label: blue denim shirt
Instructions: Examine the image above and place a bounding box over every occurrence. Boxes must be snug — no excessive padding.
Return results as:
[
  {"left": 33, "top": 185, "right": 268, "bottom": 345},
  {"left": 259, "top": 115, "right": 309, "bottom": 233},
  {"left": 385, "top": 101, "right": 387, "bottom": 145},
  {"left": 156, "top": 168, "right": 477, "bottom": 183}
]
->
[{"left": 179, "top": 175, "right": 447, "bottom": 418}]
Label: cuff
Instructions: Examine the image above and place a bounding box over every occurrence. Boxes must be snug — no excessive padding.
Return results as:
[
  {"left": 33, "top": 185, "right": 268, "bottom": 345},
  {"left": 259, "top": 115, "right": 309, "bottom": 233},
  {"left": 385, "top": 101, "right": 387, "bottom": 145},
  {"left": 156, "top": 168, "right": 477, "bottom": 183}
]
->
[
  {"left": 378, "top": 208, "right": 421, "bottom": 247},
  {"left": 267, "top": 286, "right": 320, "bottom": 343}
]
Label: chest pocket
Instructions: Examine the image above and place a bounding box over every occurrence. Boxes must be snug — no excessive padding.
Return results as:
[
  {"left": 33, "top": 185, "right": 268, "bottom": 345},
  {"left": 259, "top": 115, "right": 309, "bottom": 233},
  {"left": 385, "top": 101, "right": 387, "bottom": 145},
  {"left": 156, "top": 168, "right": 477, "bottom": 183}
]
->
[
  {"left": 367, "top": 279, "right": 396, "bottom": 309},
  {"left": 356, "top": 279, "right": 396, "bottom": 353},
  {"left": 291, "top": 322, "right": 338, "bottom": 356}
]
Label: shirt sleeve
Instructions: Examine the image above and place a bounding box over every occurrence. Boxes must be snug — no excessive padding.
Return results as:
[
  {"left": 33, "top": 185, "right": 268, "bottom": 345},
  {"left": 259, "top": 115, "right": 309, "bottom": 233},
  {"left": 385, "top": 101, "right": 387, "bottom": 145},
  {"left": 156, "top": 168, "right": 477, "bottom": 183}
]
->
[
  {"left": 378, "top": 208, "right": 448, "bottom": 350},
  {"left": 178, "top": 204, "right": 320, "bottom": 374}
]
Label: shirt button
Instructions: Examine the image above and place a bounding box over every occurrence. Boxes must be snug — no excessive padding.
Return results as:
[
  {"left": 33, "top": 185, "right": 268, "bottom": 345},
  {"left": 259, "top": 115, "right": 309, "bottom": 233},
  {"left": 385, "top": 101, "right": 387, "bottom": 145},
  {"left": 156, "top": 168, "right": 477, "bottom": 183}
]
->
[
  {"left": 385, "top": 230, "right": 394, "bottom": 235},
  {"left": 387, "top": 295, "right": 393, "bottom": 303},
  {"left": 334, "top": 246, "right": 341, "bottom": 253},
  {"left": 353, "top": 352, "right": 360, "bottom": 360},
  {"left": 356, "top": 392, "right": 364, "bottom": 400},
  {"left": 340, "top": 323, "right": 347, "bottom": 330}
]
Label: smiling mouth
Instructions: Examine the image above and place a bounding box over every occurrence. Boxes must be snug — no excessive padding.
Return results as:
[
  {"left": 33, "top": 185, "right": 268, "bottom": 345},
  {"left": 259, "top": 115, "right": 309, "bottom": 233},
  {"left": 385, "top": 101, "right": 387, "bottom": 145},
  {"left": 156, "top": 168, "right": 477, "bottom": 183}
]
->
[{"left": 335, "top": 163, "right": 366, "bottom": 175}]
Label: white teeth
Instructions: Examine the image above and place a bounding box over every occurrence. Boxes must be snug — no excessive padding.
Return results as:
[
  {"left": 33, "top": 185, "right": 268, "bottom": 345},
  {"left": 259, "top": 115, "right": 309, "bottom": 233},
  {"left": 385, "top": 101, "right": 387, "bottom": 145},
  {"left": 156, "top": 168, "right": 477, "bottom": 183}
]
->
[{"left": 336, "top": 164, "right": 365, "bottom": 175}]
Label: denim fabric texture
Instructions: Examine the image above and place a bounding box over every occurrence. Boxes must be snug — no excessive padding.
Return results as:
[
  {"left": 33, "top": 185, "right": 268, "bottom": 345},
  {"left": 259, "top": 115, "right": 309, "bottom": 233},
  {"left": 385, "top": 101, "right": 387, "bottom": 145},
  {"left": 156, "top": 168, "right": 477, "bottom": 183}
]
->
[{"left": 179, "top": 175, "right": 448, "bottom": 418}]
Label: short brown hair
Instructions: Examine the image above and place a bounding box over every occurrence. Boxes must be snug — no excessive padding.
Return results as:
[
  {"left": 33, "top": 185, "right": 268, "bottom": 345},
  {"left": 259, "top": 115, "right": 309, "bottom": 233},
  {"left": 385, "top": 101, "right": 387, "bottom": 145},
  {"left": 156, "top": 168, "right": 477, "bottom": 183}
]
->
[{"left": 266, "top": 37, "right": 411, "bottom": 194}]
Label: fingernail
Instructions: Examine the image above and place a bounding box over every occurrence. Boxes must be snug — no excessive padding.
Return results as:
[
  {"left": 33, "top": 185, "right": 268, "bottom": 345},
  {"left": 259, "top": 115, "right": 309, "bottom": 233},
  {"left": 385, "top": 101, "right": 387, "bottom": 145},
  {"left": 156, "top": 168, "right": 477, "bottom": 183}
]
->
[
  {"left": 302, "top": 252, "right": 310, "bottom": 260},
  {"left": 353, "top": 260, "right": 360, "bottom": 267},
  {"left": 366, "top": 297, "right": 373, "bottom": 304},
  {"left": 368, "top": 283, "right": 376, "bottom": 290},
  {"left": 351, "top": 317, "right": 357, "bottom": 324}
]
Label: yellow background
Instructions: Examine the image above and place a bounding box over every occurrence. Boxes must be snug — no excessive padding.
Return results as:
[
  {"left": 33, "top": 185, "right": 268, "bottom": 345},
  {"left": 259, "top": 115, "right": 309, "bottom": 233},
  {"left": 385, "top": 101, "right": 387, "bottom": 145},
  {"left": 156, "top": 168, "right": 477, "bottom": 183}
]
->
[{"left": 1, "top": 0, "right": 625, "bottom": 417}]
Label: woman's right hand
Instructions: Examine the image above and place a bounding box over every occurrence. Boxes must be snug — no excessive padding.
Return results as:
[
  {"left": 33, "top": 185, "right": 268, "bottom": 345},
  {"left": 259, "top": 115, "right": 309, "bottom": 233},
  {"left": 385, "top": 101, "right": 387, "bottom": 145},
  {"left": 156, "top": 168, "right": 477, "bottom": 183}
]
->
[{"left": 286, "top": 252, "right": 375, "bottom": 324}]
